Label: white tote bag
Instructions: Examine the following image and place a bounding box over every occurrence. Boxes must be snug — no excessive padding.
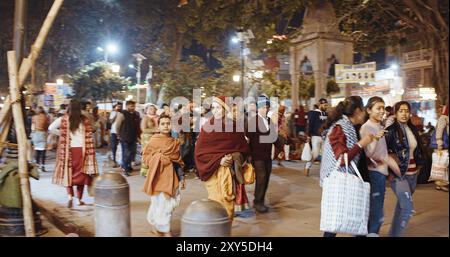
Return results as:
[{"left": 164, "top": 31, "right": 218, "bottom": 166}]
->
[
  {"left": 429, "top": 150, "right": 449, "bottom": 182},
  {"left": 301, "top": 142, "right": 312, "bottom": 161},
  {"left": 320, "top": 154, "right": 371, "bottom": 235}
]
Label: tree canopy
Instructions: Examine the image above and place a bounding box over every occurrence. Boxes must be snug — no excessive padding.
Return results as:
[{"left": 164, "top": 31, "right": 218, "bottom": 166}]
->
[
  {"left": 333, "top": 0, "right": 449, "bottom": 103},
  {"left": 71, "top": 62, "right": 130, "bottom": 101}
]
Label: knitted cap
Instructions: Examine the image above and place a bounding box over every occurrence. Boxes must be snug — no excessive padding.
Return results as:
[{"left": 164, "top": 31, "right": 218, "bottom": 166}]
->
[{"left": 256, "top": 95, "right": 270, "bottom": 108}]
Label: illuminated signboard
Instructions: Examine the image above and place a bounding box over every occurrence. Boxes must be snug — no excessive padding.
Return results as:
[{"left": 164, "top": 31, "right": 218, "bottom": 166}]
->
[{"left": 335, "top": 62, "right": 376, "bottom": 84}]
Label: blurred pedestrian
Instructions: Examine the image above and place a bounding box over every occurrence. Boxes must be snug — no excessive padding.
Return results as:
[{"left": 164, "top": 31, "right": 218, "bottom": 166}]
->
[
  {"left": 140, "top": 104, "right": 159, "bottom": 176},
  {"left": 115, "top": 100, "right": 141, "bottom": 176},
  {"left": 195, "top": 96, "right": 250, "bottom": 219},
  {"left": 319, "top": 96, "right": 376, "bottom": 237},
  {"left": 360, "top": 97, "right": 401, "bottom": 236},
  {"left": 31, "top": 107, "right": 50, "bottom": 172},
  {"left": 246, "top": 95, "right": 284, "bottom": 213},
  {"left": 49, "top": 99, "right": 98, "bottom": 208},
  {"left": 435, "top": 101, "right": 449, "bottom": 192},
  {"left": 305, "top": 98, "right": 328, "bottom": 176},
  {"left": 385, "top": 101, "right": 426, "bottom": 236},
  {"left": 109, "top": 102, "right": 123, "bottom": 167},
  {"left": 294, "top": 105, "right": 307, "bottom": 137}
]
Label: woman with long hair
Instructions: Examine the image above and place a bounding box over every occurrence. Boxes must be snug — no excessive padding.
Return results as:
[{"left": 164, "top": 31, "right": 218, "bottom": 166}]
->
[
  {"left": 385, "top": 101, "right": 425, "bottom": 236},
  {"left": 319, "top": 96, "right": 376, "bottom": 237},
  {"left": 360, "top": 97, "right": 401, "bottom": 236},
  {"left": 49, "top": 99, "right": 99, "bottom": 208}
]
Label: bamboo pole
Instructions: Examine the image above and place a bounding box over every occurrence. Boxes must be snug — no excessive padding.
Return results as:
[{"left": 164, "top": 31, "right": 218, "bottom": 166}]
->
[
  {"left": 18, "top": 0, "right": 64, "bottom": 86},
  {"left": 7, "top": 51, "right": 35, "bottom": 237},
  {"left": 0, "top": 113, "right": 12, "bottom": 156}
]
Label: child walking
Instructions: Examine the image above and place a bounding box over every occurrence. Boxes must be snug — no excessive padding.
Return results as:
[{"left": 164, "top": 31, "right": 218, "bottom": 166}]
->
[{"left": 142, "top": 114, "right": 184, "bottom": 237}]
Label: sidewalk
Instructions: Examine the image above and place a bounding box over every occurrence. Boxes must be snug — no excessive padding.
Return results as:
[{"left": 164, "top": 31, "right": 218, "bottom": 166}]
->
[{"left": 30, "top": 150, "right": 449, "bottom": 237}]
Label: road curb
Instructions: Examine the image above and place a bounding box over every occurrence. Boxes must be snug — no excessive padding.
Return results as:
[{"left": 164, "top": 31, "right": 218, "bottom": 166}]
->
[{"left": 33, "top": 199, "right": 95, "bottom": 237}]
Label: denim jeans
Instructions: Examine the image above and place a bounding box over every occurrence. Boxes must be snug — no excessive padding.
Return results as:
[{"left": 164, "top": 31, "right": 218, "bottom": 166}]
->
[
  {"left": 389, "top": 174, "right": 417, "bottom": 237},
  {"left": 110, "top": 133, "right": 119, "bottom": 163},
  {"left": 368, "top": 171, "right": 387, "bottom": 234},
  {"left": 121, "top": 140, "right": 137, "bottom": 172}
]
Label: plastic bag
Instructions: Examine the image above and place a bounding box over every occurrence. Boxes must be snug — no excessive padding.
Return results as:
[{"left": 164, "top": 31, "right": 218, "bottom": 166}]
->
[{"left": 301, "top": 142, "right": 312, "bottom": 161}]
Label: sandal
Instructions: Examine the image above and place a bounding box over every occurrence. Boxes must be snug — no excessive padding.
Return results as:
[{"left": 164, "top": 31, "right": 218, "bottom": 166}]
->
[
  {"left": 67, "top": 199, "right": 73, "bottom": 208},
  {"left": 150, "top": 226, "right": 164, "bottom": 236}
]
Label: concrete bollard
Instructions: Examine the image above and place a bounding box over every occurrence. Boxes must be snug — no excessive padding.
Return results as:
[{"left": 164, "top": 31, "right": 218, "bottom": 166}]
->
[
  {"left": 181, "top": 199, "right": 231, "bottom": 237},
  {"left": 94, "top": 172, "right": 130, "bottom": 237}
]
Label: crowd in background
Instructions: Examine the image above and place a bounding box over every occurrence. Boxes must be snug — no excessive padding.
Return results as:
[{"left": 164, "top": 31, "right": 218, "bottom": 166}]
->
[{"left": 15, "top": 95, "right": 448, "bottom": 237}]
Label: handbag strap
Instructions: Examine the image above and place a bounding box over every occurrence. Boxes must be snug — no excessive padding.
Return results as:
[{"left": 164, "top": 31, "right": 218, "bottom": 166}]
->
[
  {"left": 333, "top": 155, "right": 344, "bottom": 173},
  {"left": 344, "top": 153, "right": 364, "bottom": 182}
]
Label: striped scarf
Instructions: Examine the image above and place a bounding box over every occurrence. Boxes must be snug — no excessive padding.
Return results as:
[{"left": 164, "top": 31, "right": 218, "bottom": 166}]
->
[
  {"left": 52, "top": 115, "right": 98, "bottom": 186},
  {"left": 319, "top": 115, "right": 360, "bottom": 187}
]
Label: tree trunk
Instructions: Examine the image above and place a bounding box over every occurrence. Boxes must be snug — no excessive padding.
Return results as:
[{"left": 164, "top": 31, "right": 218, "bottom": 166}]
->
[
  {"left": 47, "top": 48, "right": 52, "bottom": 81},
  {"left": 13, "top": 0, "right": 27, "bottom": 65},
  {"left": 169, "top": 31, "right": 184, "bottom": 71},
  {"left": 18, "top": 0, "right": 64, "bottom": 87}
]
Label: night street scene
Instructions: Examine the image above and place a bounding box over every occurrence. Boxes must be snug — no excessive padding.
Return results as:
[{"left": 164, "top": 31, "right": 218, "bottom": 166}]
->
[{"left": 0, "top": 0, "right": 448, "bottom": 247}]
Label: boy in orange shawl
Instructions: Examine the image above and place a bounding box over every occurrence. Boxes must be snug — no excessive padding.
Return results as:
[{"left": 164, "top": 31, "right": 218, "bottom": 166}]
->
[{"left": 142, "top": 115, "right": 184, "bottom": 237}]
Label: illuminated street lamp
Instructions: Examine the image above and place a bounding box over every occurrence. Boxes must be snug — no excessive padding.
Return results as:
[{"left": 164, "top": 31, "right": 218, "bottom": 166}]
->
[
  {"left": 390, "top": 63, "right": 399, "bottom": 76},
  {"left": 231, "top": 37, "right": 240, "bottom": 44},
  {"left": 112, "top": 64, "right": 120, "bottom": 73},
  {"left": 106, "top": 43, "right": 118, "bottom": 54},
  {"left": 97, "top": 42, "right": 119, "bottom": 62},
  {"left": 56, "top": 79, "right": 64, "bottom": 85},
  {"left": 233, "top": 74, "right": 241, "bottom": 82}
]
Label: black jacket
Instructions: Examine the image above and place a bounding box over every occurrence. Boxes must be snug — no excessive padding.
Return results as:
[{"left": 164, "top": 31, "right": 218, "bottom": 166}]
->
[
  {"left": 119, "top": 111, "right": 140, "bottom": 143},
  {"left": 246, "top": 115, "right": 283, "bottom": 161},
  {"left": 385, "top": 121, "right": 425, "bottom": 176},
  {"left": 307, "top": 110, "right": 327, "bottom": 136}
]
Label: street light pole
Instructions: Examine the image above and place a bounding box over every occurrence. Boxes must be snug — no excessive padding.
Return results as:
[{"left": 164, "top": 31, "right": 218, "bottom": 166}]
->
[
  {"left": 132, "top": 53, "right": 147, "bottom": 104},
  {"left": 240, "top": 40, "right": 245, "bottom": 98}
]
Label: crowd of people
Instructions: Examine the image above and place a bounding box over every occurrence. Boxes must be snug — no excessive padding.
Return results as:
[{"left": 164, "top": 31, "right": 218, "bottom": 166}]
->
[{"left": 19, "top": 94, "right": 448, "bottom": 237}]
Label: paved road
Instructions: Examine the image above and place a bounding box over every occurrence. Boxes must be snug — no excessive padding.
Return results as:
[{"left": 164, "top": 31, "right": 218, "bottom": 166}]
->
[{"left": 29, "top": 149, "right": 449, "bottom": 237}]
